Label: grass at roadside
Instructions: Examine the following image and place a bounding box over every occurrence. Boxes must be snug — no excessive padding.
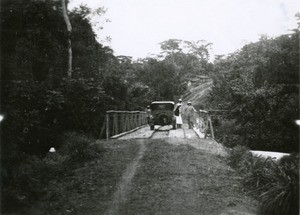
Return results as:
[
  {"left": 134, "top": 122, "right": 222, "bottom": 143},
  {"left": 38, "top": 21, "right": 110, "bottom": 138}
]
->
[
  {"left": 2, "top": 133, "right": 141, "bottom": 215},
  {"left": 226, "top": 145, "right": 299, "bottom": 215}
]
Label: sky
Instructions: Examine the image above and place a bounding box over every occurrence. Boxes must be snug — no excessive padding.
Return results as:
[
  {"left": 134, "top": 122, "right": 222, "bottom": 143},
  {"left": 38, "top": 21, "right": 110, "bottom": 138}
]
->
[{"left": 69, "top": 0, "right": 300, "bottom": 59}]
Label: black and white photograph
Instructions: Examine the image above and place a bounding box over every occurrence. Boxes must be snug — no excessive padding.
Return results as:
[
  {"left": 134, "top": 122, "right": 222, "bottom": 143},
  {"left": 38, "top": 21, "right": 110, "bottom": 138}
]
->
[{"left": 1, "top": 0, "right": 299, "bottom": 214}]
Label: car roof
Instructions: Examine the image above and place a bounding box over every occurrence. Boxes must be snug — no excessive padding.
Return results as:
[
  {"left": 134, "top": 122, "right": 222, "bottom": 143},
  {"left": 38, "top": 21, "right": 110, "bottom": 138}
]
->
[{"left": 151, "top": 101, "right": 175, "bottom": 105}]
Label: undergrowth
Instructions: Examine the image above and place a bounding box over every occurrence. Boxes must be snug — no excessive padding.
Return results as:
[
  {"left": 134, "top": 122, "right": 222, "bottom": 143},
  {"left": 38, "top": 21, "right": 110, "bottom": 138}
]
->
[
  {"left": 59, "top": 132, "right": 104, "bottom": 164},
  {"left": 227, "top": 145, "right": 299, "bottom": 215},
  {"left": 1, "top": 132, "right": 104, "bottom": 214}
]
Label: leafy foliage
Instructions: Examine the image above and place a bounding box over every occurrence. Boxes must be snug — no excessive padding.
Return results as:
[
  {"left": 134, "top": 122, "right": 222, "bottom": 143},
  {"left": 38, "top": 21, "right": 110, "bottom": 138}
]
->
[
  {"left": 1, "top": 132, "right": 104, "bottom": 213},
  {"left": 1, "top": 5, "right": 174, "bottom": 213},
  {"left": 135, "top": 59, "right": 180, "bottom": 100},
  {"left": 208, "top": 31, "right": 299, "bottom": 152},
  {"left": 1, "top": 1, "right": 129, "bottom": 158},
  {"left": 1, "top": 0, "right": 68, "bottom": 81},
  {"left": 2, "top": 1, "right": 298, "bottom": 214},
  {"left": 59, "top": 132, "right": 104, "bottom": 163},
  {"left": 226, "top": 145, "right": 253, "bottom": 171},
  {"left": 227, "top": 146, "right": 299, "bottom": 215}
]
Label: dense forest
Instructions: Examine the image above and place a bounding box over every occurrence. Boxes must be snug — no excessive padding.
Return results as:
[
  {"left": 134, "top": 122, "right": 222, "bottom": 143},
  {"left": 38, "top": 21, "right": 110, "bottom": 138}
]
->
[
  {"left": 1, "top": 0, "right": 214, "bottom": 158},
  {"left": 0, "top": 0, "right": 299, "bottom": 213},
  {"left": 207, "top": 32, "right": 299, "bottom": 153}
]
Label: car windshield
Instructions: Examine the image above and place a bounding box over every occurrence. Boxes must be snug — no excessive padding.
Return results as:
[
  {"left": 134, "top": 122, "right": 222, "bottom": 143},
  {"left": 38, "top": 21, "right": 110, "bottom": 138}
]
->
[{"left": 151, "top": 103, "right": 174, "bottom": 111}]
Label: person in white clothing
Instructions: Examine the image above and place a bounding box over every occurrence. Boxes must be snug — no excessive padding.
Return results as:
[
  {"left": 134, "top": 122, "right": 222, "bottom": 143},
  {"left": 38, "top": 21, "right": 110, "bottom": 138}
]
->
[
  {"left": 174, "top": 99, "right": 183, "bottom": 128},
  {"left": 186, "top": 101, "right": 197, "bottom": 129}
]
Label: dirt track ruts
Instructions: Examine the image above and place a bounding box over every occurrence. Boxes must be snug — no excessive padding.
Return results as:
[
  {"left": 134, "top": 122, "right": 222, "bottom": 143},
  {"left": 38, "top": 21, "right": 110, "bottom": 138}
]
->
[{"left": 104, "top": 139, "right": 147, "bottom": 215}]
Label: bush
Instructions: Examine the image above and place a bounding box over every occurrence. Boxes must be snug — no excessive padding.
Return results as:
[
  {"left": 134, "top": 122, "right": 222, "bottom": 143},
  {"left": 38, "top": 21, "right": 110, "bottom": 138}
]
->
[
  {"left": 259, "top": 181, "right": 299, "bottom": 215},
  {"left": 59, "top": 132, "right": 104, "bottom": 163},
  {"left": 214, "top": 119, "right": 244, "bottom": 148},
  {"left": 1, "top": 132, "right": 104, "bottom": 213},
  {"left": 227, "top": 146, "right": 299, "bottom": 215},
  {"left": 226, "top": 145, "right": 253, "bottom": 171},
  {"left": 279, "top": 153, "right": 299, "bottom": 177},
  {"left": 59, "top": 78, "right": 111, "bottom": 137},
  {"left": 1, "top": 81, "right": 64, "bottom": 156},
  {"left": 258, "top": 154, "right": 299, "bottom": 215},
  {"left": 2, "top": 153, "right": 68, "bottom": 213},
  {"left": 243, "top": 157, "right": 280, "bottom": 193}
]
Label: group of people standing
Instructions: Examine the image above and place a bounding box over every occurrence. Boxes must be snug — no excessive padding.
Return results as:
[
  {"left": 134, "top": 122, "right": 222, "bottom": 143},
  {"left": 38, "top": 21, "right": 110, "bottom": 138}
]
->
[{"left": 173, "top": 99, "right": 197, "bottom": 129}]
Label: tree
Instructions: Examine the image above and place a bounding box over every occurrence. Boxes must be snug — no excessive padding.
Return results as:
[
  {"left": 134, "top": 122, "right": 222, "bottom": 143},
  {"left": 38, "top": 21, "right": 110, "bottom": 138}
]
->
[
  {"left": 1, "top": 0, "right": 69, "bottom": 81},
  {"left": 61, "top": 0, "right": 72, "bottom": 77},
  {"left": 135, "top": 58, "right": 179, "bottom": 100},
  {"left": 159, "top": 39, "right": 213, "bottom": 78},
  {"left": 160, "top": 39, "right": 182, "bottom": 55},
  {"left": 208, "top": 30, "right": 299, "bottom": 152}
]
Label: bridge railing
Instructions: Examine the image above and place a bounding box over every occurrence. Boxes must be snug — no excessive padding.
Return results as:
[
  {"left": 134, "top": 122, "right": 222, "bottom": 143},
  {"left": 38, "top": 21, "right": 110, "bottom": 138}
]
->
[
  {"left": 194, "top": 109, "right": 229, "bottom": 139},
  {"left": 193, "top": 110, "right": 213, "bottom": 139},
  {"left": 104, "top": 110, "right": 148, "bottom": 140}
]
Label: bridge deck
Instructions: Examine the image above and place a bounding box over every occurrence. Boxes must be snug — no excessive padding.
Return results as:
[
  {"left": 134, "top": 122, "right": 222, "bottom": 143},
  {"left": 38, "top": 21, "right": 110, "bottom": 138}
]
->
[{"left": 115, "top": 124, "right": 201, "bottom": 139}]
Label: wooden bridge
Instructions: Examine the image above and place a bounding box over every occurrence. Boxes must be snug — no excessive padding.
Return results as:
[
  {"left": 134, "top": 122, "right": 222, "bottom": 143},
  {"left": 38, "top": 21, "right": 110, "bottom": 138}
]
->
[{"left": 101, "top": 109, "right": 218, "bottom": 140}]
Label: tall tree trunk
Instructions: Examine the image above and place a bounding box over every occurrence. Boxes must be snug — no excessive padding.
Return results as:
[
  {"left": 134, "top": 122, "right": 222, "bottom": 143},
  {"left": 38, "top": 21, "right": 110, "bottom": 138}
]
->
[{"left": 61, "top": 0, "right": 72, "bottom": 78}]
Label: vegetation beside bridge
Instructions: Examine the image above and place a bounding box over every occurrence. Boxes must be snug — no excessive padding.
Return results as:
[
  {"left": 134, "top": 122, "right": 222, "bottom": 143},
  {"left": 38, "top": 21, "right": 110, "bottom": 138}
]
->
[{"left": 1, "top": 1, "right": 299, "bottom": 214}]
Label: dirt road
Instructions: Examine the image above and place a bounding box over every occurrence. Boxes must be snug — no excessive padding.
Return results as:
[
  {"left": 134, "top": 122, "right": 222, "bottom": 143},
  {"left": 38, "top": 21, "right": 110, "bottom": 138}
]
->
[
  {"left": 103, "top": 138, "right": 257, "bottom": 215},
  {"left": 105, "top": 140, "right": 147, "bottom": 215}
]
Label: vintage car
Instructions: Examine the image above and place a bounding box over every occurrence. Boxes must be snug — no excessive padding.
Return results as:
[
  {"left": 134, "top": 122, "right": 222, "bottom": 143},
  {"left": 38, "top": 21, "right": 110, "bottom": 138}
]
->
[{"left": 148, "top": 101, "right": 176, "bottom": 130}]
